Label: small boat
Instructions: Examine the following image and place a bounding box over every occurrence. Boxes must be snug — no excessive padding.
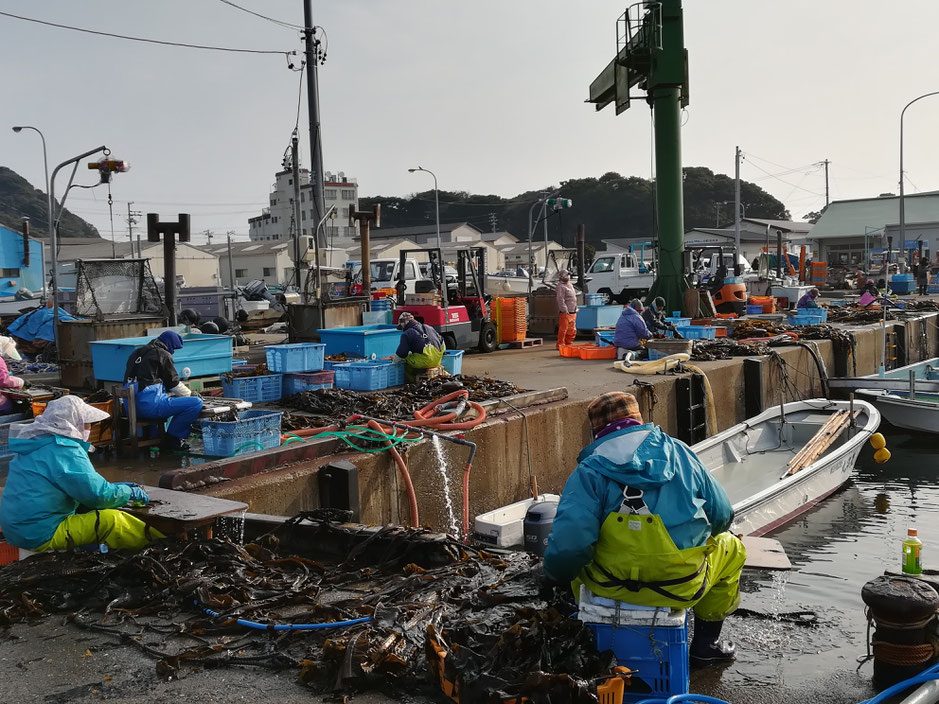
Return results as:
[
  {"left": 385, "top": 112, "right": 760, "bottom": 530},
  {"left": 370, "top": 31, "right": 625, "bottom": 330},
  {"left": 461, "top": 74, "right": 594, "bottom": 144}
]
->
[
  {"left": 855, "top": 358, "right": 939, "bottom": 434},
  {"left": 691, "top": 399, "right": 880, "bottom": 536},
  {"left": 486, "top": 274, "right": 532, "bottom": 297}
]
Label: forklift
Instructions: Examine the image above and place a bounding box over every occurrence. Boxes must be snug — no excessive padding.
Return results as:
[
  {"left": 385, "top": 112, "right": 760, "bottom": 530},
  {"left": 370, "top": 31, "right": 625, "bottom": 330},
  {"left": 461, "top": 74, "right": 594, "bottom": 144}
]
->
[
  {"left": 688, "top": 246, "right": 748, "bottom": 315},
  {"left": 395, "top": 247, "right": 498, "bottom": 353}
]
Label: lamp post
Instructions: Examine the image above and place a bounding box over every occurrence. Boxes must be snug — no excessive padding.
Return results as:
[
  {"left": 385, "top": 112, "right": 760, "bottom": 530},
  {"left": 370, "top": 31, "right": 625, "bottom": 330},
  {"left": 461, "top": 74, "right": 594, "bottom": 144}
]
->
[
  {"left": 899, "top": 91, "right": 939, "bottom": 253},
  {"left": 11, "top": 126, "right": 52, "bottom": 295},
  {"left": 408, "top": 166, "right": 440, "bottom": 250}
]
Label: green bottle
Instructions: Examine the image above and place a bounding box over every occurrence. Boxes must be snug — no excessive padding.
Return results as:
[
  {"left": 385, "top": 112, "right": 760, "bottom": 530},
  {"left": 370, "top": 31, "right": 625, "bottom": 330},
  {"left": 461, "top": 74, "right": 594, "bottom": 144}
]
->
[{"left": 902, "top": 528, "right": 922, "bottom": 575}]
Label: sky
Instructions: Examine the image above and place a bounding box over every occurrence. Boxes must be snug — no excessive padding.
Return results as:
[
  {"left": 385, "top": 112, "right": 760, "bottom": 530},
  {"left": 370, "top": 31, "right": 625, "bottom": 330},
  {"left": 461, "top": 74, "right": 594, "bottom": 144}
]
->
[{"left": 3, "top": 0, "right": 939, "bottom": 244}]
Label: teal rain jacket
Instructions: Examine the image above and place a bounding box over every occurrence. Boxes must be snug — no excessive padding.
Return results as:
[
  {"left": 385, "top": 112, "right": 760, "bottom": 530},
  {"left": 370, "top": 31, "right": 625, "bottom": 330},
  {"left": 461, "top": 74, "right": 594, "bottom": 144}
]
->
[
  {"left": 543, "top": 424, "right": 734, "bottom": 583},
  {"left": 0, "top": 435, "right": 132, "bottom": 549}
]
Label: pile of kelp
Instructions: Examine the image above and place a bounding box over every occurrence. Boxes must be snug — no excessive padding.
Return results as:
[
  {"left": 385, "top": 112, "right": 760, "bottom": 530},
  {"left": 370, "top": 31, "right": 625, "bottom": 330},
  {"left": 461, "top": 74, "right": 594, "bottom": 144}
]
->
[
  {"left": 283, "top": 375, "right": 526, "bottom": 424},
  {"left": 692, "top": 338, "right": 772, "bottom": 361},
  {"left": 692, "top": 320, "right": 854, "bottom": 361},
  {"left": 0, "top": 520, "right": 608, "bottom": 702}
]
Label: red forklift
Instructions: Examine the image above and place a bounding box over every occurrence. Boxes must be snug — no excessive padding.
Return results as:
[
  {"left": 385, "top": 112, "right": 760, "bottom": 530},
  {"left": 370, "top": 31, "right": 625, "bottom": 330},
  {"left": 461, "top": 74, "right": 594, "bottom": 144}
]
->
[{"left": 394, "top": 247, "right": 498, "bottom": 353}]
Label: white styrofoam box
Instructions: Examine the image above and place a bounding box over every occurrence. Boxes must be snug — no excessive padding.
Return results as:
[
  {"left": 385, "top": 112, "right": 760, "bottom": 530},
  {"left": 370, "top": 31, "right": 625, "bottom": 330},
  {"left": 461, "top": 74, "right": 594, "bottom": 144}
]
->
[
  {"left": 576, "top": 585, "right": 686, "bottom": 627},
  {"left": 473, "top": 494, "right": 560, "bottom": 547}
]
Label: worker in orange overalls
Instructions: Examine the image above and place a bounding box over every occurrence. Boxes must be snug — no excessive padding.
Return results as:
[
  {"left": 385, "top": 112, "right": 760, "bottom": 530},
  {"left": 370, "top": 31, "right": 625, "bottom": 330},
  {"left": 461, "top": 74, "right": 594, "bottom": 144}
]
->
[{"left": 555, "top": 270, "right": 578, "bottom": 348}]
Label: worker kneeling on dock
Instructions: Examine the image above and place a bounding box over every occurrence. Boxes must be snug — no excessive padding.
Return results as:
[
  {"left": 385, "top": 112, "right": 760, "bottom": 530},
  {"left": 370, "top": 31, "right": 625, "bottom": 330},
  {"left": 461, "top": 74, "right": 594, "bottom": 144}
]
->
[
  {"left": 396, "top": 311, "right": 445, "bottom": 382},
  {"left": 0, "top": 396, "right": 164, "bottom": 552},
  {"left": 123, "top": 331, "right": 203, "bottom": 452},
  {"left": 544, "top": 392, "right": 747, "bottom": 665}
]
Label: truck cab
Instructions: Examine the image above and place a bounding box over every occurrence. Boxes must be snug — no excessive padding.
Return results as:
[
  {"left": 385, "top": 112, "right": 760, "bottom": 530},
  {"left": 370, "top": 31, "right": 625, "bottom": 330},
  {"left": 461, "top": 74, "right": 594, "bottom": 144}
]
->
[
  {"left": 586, "top": 250, "right": 655, "bottom": 303},
  {"left": 352, "top": 257, "right": 424, "bottom": 294}
]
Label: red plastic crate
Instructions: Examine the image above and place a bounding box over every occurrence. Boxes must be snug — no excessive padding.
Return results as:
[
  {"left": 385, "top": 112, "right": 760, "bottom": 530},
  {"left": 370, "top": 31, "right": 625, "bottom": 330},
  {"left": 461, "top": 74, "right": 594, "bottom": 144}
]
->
[{"left": 0, "top": 541, "right": 19, "bottom": 566}]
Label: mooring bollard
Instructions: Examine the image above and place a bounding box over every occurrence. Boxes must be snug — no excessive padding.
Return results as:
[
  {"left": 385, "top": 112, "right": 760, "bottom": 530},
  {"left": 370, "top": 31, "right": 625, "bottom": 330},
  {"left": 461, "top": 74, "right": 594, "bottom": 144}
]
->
[{"left": 861, "top": 575, "right": 939, "bottom": 688}]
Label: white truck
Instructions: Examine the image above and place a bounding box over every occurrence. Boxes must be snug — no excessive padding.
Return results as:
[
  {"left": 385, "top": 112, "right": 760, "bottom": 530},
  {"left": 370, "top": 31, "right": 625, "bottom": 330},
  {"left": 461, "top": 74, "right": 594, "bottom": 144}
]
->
[
  {"left": 351, "top": 257, "right": 426, "bottom": 295},
  {"left": 586, "top": 251, "right": 655, "bottom": 303}
]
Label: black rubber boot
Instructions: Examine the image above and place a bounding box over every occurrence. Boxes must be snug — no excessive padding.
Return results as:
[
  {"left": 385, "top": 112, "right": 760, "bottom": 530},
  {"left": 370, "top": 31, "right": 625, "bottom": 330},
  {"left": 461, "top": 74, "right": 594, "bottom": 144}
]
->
[
  {"left": 161, "top": 436, "right": 191, "bottom": 453},
  {"left": 690, "top": 616, "right": 736, "bottom": 665}
]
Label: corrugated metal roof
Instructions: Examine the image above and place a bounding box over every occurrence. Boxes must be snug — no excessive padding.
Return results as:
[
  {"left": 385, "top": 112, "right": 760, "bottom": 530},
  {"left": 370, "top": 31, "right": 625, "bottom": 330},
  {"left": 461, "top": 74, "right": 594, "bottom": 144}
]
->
[
  {"left": 810, "top": 192, "right": 939, "bottom": 239},
  {"left": 742, "top": 218, "right": 813, "bottom": 234}
]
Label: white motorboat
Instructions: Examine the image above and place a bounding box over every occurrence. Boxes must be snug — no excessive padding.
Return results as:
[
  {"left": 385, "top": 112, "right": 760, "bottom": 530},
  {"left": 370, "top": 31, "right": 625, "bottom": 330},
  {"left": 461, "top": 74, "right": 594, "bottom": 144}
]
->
[
  {"left": 486, "top": 274, "right": 532, "bottom": 297},
  {"left": 691, "top": 399, "right": 880, "bottom": 536},
  {"left": 855, "top": 358, "right": 939, "bottom": 434}
]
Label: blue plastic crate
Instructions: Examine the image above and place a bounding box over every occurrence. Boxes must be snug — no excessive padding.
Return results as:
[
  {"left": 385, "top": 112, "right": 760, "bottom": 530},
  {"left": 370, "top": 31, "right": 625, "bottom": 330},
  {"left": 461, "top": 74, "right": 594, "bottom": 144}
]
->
[
  {"left": 674, "top": 325, "right": 715, "bottom": 340},
  {"left": 317, "top": 325, "right": 403, "bottom": 359},
  {"left": 385, "top": 360, "right": 405, "bottom": 387},
  {"left": 585, "top": 293, "right": 605, "bottom": 306},
  {"left": 323, "top": 358, "right": 363, "bottom": 371},
  {"left": 587, "top": 618, "right": 689, "bottom": 701},
  {"left": 90, "top": 333, "right": 233, "bottom": 382},
  {"left": 333, "top": 363, "right": 353, "bottom": 389},
  {"left": 789, "top": 314, "right": 822, "bottom": 326},
  {"left": 265, "top": 343, "right": 325, "bottom": 373},
  {"left": 792, "top": 308, "right": 827, "bottom": 322},
  {"left": 221, "top": 374, "right": 283, "bottom": 403},
  {"left": 441, "top": 350, "right": 464, "bottom": 375},
  {"left": 664, "top": 317, "right": 690, "bottom": 327},
  {"left": 746, "top": 304, "right": 764, "bottom": 315},
  {"left": 200, "top": 410, "right": 283, "bottom": 457},
  {"left": 595, "top": 330, "right": 615, "bottom": 347},
  {"left": 346, "top": 362, "right": 389, "bottom": 391},
  {"left": 283, "top": 371, "right": 335, "bottom": 395},
  {"left": 371, "top": 298, "right": 394, "bottom": 311}
]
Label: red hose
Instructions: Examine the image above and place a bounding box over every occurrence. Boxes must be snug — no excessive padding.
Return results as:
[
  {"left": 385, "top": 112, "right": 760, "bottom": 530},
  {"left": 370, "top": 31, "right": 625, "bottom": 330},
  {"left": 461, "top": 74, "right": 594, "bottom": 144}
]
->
[{"left": 367, "top": 420, "right": 419, "bottom": 528}]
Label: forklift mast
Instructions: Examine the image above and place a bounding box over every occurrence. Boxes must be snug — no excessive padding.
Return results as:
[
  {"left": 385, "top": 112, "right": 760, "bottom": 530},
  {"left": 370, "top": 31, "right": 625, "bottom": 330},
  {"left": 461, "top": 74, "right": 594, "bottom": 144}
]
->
[
  {"left": 456, "top": 247, "right": 487, "bottom": 299},
  {"left": 397, "top": 247, "right": 445, "bottom": 306}
]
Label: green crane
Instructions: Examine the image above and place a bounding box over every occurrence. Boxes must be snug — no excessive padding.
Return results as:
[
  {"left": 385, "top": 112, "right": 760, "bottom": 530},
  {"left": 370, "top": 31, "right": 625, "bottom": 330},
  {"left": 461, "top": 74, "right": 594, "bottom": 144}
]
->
[{"left": 587, "top": 1, "right": 689, "bottom": 314}]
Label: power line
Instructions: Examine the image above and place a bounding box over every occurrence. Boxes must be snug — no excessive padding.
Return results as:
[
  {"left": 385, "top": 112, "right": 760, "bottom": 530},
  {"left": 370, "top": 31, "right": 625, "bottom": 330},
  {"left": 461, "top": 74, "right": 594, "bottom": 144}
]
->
[
  {"left": 217, "top": 0, "right": 304, "bottom": 30},
  {"left": 742, "top": 157, "right": 826, "bottom": 198},
  {"left": 0, "top": 10, "right": 289, "bottom": 55}
]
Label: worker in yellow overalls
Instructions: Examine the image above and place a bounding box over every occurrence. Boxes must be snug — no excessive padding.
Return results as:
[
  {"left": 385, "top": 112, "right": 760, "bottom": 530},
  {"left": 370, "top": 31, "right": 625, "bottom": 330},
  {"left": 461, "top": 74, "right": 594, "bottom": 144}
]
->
[{"left": 544, "top": 392, "right": 747, "bottom": 665}]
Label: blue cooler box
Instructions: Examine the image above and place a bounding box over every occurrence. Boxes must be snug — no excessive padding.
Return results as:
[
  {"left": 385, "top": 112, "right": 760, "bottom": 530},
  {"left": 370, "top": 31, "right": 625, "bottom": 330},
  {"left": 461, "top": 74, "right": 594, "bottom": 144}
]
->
[
  {"left": 90, "top": 333, "right": 233, "bottom": 382},
  {"left": 317, "top": 325, "right": 403, "bottom": 359}
]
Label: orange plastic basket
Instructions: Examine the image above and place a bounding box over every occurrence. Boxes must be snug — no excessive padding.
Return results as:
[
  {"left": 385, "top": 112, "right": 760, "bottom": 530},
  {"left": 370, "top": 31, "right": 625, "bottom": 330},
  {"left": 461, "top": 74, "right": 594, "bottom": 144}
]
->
[
  {"left": 559, "top": 344, "right": 585, "bottom": 358},
  {"left": 714, "top": 327, "right": 728, "bottom": 338},
  {"left": 578, "top": 344, "right": 617, "bottom": 360},
  {"left": 0, "top": 542, "right": 19, "bottom": 566}
]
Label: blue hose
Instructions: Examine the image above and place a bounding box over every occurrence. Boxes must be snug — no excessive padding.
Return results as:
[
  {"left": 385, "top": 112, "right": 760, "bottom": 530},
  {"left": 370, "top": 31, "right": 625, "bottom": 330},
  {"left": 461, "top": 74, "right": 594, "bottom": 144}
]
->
[
  {"left": 858, "top": 662, "right": 939, "bottom": 704},
  {"left": 636, "top": 697, "right": 732, "bottom": 704},
  {"left": 199, "top": 604, "right": 371, "bottom": 631}
]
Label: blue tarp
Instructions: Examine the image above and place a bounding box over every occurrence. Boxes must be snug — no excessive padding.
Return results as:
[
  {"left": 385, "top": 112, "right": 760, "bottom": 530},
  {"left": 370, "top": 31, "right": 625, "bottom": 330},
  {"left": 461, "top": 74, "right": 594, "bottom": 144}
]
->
[{"left": 6, "top": 307, "right": 79, "bottom": 343}]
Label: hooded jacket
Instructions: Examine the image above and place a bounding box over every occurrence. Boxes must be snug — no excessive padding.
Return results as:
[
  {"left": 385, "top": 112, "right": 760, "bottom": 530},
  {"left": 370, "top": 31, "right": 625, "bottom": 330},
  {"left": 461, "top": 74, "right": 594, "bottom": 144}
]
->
[
  {"left": 396, "top": 320, "right": 444, "bottom": 358},
  {"left": 543, "top": 424, "right": 734, "bottom": 583},
  {"left": 124, "top": 332, "right": 183, "bottom": 389},
  {"left": 0, "top": 435, "right": 132, "bottom": 549},
  {"left": 612, "top": 306, "right": 652, "bottom": 349}
]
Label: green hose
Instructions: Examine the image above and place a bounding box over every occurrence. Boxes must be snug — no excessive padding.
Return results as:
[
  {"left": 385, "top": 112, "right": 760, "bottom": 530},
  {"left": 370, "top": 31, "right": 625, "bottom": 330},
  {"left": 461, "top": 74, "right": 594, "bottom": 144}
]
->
[
  {"left": 278, "top": 425, "right": 416, "bottom": 454},
  {"left": 232, "top": 441, "right": 264, "bottom": 456}
]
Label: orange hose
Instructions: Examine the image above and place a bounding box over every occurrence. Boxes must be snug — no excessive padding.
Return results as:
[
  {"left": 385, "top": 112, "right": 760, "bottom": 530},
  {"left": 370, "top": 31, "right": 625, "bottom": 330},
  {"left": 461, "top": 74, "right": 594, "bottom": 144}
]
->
[
  {"left": 367, "top": 420, "right": 419, "bottom": 528},
  {"left": 280, "top": 425, "right": 340, "bottom": 441}
]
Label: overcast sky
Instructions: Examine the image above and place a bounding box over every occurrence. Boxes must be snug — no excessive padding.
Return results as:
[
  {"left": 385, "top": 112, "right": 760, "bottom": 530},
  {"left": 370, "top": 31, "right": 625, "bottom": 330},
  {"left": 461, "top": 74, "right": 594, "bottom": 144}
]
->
[{"left": 3, "top": 0, "right": 939, "bottom": 243}]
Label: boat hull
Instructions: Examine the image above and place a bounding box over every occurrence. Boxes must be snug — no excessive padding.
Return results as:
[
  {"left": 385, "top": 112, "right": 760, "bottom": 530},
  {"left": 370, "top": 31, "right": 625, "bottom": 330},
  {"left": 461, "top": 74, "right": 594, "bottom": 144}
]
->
[{"left": 855, "top": 389, "right": 939, "bottom": 434}]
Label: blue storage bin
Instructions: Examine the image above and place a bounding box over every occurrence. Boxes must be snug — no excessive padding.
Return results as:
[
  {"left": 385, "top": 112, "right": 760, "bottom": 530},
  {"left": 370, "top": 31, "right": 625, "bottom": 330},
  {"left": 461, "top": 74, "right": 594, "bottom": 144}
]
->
[
  {"left": 90, "top": 333, "right": 233, "bottom": 383},
  {"left": 746, "top": 304, "right": 764, "bottom": 315},
  {"left": 323, "top": 357, "right": 363, "bottom": 371},
  {"left": 576, "top": 305, "right": 623, "bottom": 330},
  {"left": 789, "top": 314, "right": 822, "bottom": 326},
  {"left": 371, "top": 298, "right": 394, "bottom": 312},
  {"left": 317, "top": 325, "right": 403, "bottom": 359},
  {"left": 595, "top": 330, "right": 615, "bottom": 347},
  {"left": 664, "top": 316, "right": 690, "bottom": 327},
  {"left": 585, "top": 293, "right": 604, "bottom": 306},
  {"left": 362, "top": 310, "right": 393, "bottom": 326},
  {"left": 283, "top": 371, "right": 334, "bottom": 395},
  {"left": 200, "top": 410, "right": 283, "bottom": 457},
  {"left": 675, "top": 325, "right": 715, "bottom": 340},
  {"left": 333, "top": 363, "right": 353, "bottom": 389},
  {"left": 222, "top": 374, "right": 283, "bottom": 403},
  {"left": 386, "top": 360, "right": 405, "bottom": 387},
  {"left": 441, "top": 350, "right": 464, "bottom": 375},
  {"left": 265, "top": 343, "right": 325, "bottom": 373},
  {"left": 347, "top": 362, "right": 389, "bottom": 391},
  {"left": 587, "top": 617, "right": 689, "bottom": 701}
]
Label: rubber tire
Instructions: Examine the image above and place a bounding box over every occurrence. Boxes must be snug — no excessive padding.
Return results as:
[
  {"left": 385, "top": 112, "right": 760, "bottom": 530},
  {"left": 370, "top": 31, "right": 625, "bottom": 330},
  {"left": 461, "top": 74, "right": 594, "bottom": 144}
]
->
[
  {"left": 478, "top": 321, "right": 498, "bottom": 353},
  {"left": 597, "top": 288, "right": 615, "bottom": 305},
  {"left": 180, "top": 308, "right": 201, "bottom": 325},
  {"left": 443, "top": 332, "right": 459, "bottom": 351},
  {"left": 212, "top": 316, "right": 230, "bottom": 333}
]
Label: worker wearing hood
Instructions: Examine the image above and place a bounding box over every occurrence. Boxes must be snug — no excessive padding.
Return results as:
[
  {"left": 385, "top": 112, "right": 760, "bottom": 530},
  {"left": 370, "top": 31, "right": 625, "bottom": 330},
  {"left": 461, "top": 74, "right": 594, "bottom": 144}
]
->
[
  {"left": 0, "top": 395, "right": 163, "bottom": 551},
  {"left": 0, "top": 336, "right": 25, "bottom": 414},
  {"left": 123, "top": 331, "right": 204, "bottom": 452},
  {"left": 543, "top": 392, "right": 746, "bottom": 666},
  {"left": 395, "top": 312, "right": 445, "bottom": 382}
]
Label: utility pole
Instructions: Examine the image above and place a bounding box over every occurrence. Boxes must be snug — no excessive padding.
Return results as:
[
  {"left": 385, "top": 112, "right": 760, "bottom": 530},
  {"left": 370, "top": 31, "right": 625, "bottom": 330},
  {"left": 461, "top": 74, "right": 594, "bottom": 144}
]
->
[
  {"left": 127, "top": 202, "right": 142, "bottom": 257},
  {"left": 290, "top": 131, "right": 304, "bottom": 298},
  {"left": 489, "top": 212, "right": 497, "bottom": 233},
  {"left": 226, "top": 231, "right": 236, "bottom": 289},
  {"left": 823, "top": 158, "right": 830, "bottom": 207},
  {"left": 734, "top": 145, "right": 742, "bottom": 264},
  {"left": 203, "top": 230, "right": 214, "bottom": 247},
  {"left": 303, "top": 0, "right": 326, "bottom": 251}
]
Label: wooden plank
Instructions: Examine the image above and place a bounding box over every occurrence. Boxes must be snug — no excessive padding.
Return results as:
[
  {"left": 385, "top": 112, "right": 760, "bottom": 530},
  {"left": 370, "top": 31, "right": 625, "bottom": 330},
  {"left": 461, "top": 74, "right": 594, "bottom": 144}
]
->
[
  {"left": 506, "top": 337, "right": 543, "bottom": 348},
  {"left": 742, "top": 536, "right": 792, "bottom": 570},
  {"left": 124, "top": 485, "right": 247, "bottom": 535}
]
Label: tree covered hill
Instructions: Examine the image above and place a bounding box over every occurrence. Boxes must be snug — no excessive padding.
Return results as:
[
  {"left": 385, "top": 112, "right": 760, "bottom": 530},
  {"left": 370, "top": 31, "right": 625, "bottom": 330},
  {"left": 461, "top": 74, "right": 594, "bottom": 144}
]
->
[
  {"left": 0, "top": 166, "right": 99, "bottom": 238},
  {"left": 362, "top": 167, "right": 791, "bottom": 248}
]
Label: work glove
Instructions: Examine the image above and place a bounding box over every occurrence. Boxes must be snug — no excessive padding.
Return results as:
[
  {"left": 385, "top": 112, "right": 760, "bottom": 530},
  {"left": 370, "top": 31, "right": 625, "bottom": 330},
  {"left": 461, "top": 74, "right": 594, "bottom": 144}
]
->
[
  {"left": 128, "top": 486, "right": 150, "bottom": 507},
  {"left": 19, "top": 379, "right": 30, "bottom": 390}
]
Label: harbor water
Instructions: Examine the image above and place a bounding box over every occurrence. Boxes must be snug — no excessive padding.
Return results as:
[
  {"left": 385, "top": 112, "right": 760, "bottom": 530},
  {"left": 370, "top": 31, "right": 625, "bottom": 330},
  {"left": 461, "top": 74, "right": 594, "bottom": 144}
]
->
[{"left": 695, "top": 429, "right": 939, "bottom": 703}]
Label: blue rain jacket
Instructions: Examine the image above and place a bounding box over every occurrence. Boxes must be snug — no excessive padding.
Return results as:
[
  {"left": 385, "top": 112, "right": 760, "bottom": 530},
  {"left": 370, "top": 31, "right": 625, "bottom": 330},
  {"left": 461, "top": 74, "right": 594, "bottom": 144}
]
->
[
  {"left": 543, "top": 424, "right": 734, "bottom": 583},
  {"left": 612, "top": 307, "right": 652, "bottom": 350},
  {"left": 0, "top": 435, "right": 132, "bottom": 549}
]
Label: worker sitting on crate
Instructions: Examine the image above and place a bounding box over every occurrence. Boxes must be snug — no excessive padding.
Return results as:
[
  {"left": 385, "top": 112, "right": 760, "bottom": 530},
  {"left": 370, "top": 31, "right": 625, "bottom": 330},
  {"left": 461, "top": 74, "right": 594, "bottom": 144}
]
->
[
  {"left": 395, "top": 312, "right": 445, "bottom": 383},
  {"left": 123, "top": 331, "right": 203, "bottom": 452},
  {"left": 796, "top": 287, "right": 821, "bottom": 309},
  {"left": 555, "top": 270, "right": 578, "bottom": 348},
  {"left": 0, "top": 335, "right": 26, "bottom": 414},
  {"left": 543, "top": 392, "right": 747, "bottom": 666},
  {"left": 612, "top": 300, "right": 653, "bottom": 360},
  {"left": 0, "top": 396, "right": 164, "bottom": 552},
  {"left": 641, "top": 297, "right": 677, "bottom": 336}
]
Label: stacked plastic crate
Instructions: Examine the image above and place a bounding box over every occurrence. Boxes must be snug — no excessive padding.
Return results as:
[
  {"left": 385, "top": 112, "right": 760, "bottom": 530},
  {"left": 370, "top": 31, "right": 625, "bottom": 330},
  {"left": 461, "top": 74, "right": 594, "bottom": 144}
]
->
[{"left": 493, "top": 297, "right": 528, "bottom": 343}]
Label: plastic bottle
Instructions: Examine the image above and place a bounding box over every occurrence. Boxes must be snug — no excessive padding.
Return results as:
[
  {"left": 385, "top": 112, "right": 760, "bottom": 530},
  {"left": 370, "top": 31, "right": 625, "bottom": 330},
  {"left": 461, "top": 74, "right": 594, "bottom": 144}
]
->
[{"left": 902, "top": 528, "right": 923, "bottom": 575}]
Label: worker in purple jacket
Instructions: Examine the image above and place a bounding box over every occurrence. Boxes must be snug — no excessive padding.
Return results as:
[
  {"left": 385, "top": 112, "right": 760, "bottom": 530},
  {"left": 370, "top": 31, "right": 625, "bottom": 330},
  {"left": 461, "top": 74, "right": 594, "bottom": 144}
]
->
[{"left": 613, "top": 299, "right": 652, "bottom": 359}]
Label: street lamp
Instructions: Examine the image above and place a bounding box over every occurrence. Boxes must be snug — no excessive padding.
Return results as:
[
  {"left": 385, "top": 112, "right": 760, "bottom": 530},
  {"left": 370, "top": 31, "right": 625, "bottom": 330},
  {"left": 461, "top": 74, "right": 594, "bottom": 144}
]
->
[
  {"left": 408, "top": 166, "right": 440, "bottom": 250},
  {"left": 899, "top": 91, "right": 939, "bottom": 255},
  {"left": 11, "top": 125, "right": 52, "bottom": 295}
]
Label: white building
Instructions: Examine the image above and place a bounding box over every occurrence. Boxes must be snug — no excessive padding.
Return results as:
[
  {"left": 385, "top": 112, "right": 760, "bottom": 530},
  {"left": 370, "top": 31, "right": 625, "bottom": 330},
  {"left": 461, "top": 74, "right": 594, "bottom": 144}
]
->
[
  {"left": 249, "top": 169, "right": 360, "bottom": 242},
  {"left": 57, "top": 238, "right": 220, "bottom": 287}
]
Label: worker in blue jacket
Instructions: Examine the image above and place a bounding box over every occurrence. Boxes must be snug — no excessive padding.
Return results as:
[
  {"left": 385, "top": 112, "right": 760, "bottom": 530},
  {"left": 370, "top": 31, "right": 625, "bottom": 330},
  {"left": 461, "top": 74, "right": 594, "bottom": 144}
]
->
[
  {"left": 543, "top": 392, "right": 747, "bottom": 665},
  {"left": 613, "top": 299, "right": 653, "bottom": 359},
  {"left": 0, "top": 396, "right": 163, "bottom": 551},
  {"left": 395, "top": 311, "right": 446, "bottom": 382},
  {"left": 123, "top": 331, "right": 203, "bottom": 452}
]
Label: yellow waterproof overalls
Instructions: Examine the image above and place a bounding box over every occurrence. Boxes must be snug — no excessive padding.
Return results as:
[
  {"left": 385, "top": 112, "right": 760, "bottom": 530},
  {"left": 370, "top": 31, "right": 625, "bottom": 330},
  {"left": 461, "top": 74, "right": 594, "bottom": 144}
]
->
[
  {"left": 575, "top": 485, "right": 746, "bottom": 622},
  {"left": 404, "top": 338, "right": 445, "bottom": 382}
]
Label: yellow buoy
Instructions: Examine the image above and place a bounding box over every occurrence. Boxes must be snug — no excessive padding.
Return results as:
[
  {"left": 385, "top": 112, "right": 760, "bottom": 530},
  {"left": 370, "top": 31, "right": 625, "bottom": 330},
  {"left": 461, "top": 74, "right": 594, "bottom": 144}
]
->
[
  {"left": 874, "top": 448, "right": 891, "bottom": 464},
  {"left": 870, "top": 432, "right": 886, "bottom": 450}
]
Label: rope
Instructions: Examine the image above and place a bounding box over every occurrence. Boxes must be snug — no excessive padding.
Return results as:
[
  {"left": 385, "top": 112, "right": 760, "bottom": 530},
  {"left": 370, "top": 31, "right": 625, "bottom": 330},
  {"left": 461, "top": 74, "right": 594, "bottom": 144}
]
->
[{"left": 872, "top": 638, "right": 939, "bottom": 667}]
